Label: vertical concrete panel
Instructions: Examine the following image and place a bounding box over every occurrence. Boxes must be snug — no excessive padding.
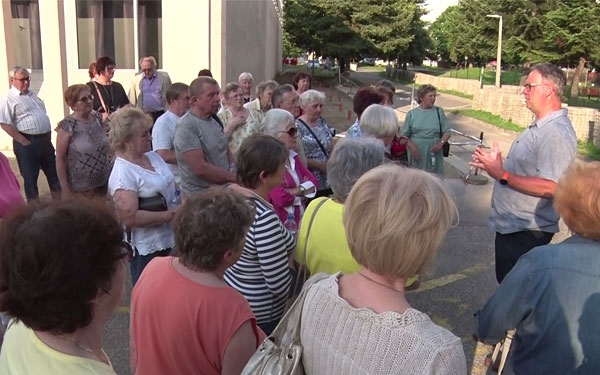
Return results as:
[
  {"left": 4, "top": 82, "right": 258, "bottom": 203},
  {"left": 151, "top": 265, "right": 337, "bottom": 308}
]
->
[
  {"left": 37, "top": 0, "right": 69, "bottom": 136},
  {"left": 162, "top": 0, "right": 210, "bottom": 84},
  {"left": 223, "top": 0, "right": 280, "bottom": 86},
  {"left": 0, "top": 2, "right": 16, "bottom": 150}
]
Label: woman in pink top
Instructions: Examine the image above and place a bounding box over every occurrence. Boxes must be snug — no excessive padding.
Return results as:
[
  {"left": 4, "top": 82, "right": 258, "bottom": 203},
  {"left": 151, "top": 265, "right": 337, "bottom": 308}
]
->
[
  {"left": 130, "top": 188, "right": 264, "bottom": 375},
  {"left": 265, "top": 109, "right": 317, "bottom": 223},
  {"left": 0, "top": 152, "right": 24, "bottom": 218}
]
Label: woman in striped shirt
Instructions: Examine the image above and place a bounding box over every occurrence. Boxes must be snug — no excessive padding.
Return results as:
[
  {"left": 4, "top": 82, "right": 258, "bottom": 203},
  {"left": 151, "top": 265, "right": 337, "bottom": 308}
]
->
[{"left": 225, "top": 134, "right": 296, "bottom": 335}]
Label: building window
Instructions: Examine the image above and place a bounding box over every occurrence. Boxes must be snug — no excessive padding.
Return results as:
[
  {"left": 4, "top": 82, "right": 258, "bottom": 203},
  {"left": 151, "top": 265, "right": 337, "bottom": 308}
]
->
[
  {"left": 11, "top": 0, "right": 43, "bottom": 69},
  {"left": 138, "top": 1, "right": 162, "bottom": 67},
  {"left": 75, "top": 0, "right": 162, "bottom": 69}
]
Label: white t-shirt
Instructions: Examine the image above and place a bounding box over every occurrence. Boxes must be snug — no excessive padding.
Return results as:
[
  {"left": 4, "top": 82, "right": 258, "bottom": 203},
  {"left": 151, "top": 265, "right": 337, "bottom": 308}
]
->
[
  {"left": 152, "top": 110, "right": 181, "bottom": 181},
  {"left": 108, "top": 151, "right": 175, "bottom": 255}
]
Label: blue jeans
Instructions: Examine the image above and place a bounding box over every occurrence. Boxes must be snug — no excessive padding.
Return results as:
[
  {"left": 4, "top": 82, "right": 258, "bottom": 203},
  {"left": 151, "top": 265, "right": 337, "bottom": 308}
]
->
[
  {"left": 13, "top": 133, "right": 60, "bottom": 201},
  {"left": 130, "top": 247, "right": 172, "bottom": 285}
]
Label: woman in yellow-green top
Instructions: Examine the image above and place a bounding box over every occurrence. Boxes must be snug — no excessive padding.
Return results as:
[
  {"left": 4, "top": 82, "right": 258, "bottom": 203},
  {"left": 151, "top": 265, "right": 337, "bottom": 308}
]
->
[
  {"left": 296, "top": 138, "right": 387, "bottom": 275},
  {"left": 296, "top": 137, "right": 419, "bottom": 289}
]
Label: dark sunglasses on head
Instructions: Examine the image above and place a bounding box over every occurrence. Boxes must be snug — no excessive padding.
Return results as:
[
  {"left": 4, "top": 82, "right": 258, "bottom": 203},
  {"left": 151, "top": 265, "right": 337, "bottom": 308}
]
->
[{"left": 280, "top": 127, "right": 298, "bottom": 137}]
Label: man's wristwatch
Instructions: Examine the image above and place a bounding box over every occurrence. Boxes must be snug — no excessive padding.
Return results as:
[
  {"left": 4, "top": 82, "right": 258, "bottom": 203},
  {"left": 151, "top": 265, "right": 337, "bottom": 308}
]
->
[
  {"left": 499, "top": 171, "right": 510, "bottom": 185},
  {"left": 299, "top": 186, "right": 306, "bottom": 195}
]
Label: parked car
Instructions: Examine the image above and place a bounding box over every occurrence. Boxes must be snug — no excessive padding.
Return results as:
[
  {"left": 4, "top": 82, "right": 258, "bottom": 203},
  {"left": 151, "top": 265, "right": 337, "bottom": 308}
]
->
[
  {"left": 360, "top": 57, "right": 376, "bottom": 66},
  {"left": 307, "top": 59, "right": 320, "bottom": 69}
]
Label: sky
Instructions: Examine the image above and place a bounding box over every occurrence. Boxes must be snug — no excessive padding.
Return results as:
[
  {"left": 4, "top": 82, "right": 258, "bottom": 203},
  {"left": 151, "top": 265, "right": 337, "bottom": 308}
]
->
[{"left": 422, "top": 0, "right": 459, "bottom": 23}]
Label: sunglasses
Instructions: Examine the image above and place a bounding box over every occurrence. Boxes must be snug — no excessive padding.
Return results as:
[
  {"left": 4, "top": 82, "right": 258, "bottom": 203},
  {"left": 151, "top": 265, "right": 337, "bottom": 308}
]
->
[
  {"left": 119, "top": 241, "right": 134, "bottom": 262},
  {"left": 78, "top": 94, "right": 94, "bottom": 103},
  {"left": 14, "top": 76, "right": 31, "bottom": 82},
  {"left": 280, "top": 127, "right": 298, "bottom": 137}
]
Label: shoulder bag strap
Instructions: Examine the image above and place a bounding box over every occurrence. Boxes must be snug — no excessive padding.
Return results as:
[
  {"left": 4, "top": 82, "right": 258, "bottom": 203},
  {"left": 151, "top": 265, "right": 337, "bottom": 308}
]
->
[
  {"left": 436, "top": 107, "right": 442, "bottom": 137},
  {"left": 93, "top": 81, "right": 110, "bottom": 114},
  {"left": 300, "top": 197, "right": 328, "bottom": 268},
  {"left": 287, "top": 197, "right": 329, "bottom": 312},
  {"left": 273, "top": 272, "right": 330, "bottom": 346},
  {"left": 297, "top": 118, "right": 329, "bottom": 158}
]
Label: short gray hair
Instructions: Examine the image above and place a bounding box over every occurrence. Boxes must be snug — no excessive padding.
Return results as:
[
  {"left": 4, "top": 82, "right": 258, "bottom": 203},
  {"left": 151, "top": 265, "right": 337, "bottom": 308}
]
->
[
  {"left": 416, "top": 84, "right": 436, "bottom": 104},
  {"left": 263, "top": 109, "right": 294, "bottom": 136},
  {"left": 299, "top": 89, "right": 325, "bottom": 108},
  {"left": 327, "top": 137, "right": 387, "bottom": 202},
  {"left": 272, "top": 84, "right": 295, "bottom": 108},
  {"left": 531, "top": 63, "right": 566, "bottom": 98},
  {"left": 255, "top": 80, "right": 279, "bottom": 97},
  {"left": 239, "top": 72, "right": 253, "bottom": 81},
  {"left": 9, "top": 66, "right": 28, "bottom": 78},
  {"left": 139, "top": 56, "right": 156, "bottom": 68},
  {"left": 360, "top": 104, "right": 399, "bottom": 139}
]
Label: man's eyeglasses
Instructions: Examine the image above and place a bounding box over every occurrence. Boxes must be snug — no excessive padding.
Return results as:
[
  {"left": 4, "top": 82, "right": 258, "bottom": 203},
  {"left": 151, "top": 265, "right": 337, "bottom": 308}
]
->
[
  {"left": 280, "top": 127, "right": 298, "bottom": 137},
  {"left": 78, "top": 94, "right": 94, "bottom": 103},
  {"left": 523, "top": 83, "right": 548, "bottom": 91},
  {"left": 14, "top": 76, "right": 31, "bottom": 83},
  {"left": 119, "top": 241, "right": 134, "bottom": 262}
]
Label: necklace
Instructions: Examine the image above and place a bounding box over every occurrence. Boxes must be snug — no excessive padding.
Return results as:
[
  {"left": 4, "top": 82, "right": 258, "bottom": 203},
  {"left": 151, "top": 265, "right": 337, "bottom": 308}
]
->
[
  {"left": 61, "top": 334, "right": 107, "bottom": 364},
  {"left": 357, "top": 272, "right": 405, "bottom": 293}
]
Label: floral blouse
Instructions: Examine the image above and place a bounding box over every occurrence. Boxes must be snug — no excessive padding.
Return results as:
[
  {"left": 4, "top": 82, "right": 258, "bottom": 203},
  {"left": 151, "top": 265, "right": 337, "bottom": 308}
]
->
[
  {"left": 55, "top": 111, "right": 111, "bottom": 191},
  {"left": 296, "top": 117, "right": 335, "bottom": 190},
  {"left": 218, "top": 108, "right": 263, "bottom": 155}
]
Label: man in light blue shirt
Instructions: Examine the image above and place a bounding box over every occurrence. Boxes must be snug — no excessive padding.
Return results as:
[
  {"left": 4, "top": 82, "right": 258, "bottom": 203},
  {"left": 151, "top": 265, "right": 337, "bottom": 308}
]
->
[
  {"left": 471, "top": 63, "right": 577, "bottom": 283},
  {"left": 129, "top": 56, "right": 172, "bottom": 123}
]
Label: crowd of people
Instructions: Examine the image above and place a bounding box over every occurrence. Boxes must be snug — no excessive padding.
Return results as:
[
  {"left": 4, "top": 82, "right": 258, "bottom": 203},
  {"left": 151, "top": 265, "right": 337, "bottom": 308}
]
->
[{"left": 0, "top": 59, "right": 598, "bottom": 375}]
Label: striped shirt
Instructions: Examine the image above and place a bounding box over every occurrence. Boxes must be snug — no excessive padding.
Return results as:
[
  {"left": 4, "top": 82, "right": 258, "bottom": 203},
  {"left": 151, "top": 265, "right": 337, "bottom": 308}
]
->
[
  {"left": 225, "top": 196, "right": 295, "bottom": 325},
  {"left": 0, "top": 87, "right": 51, "bottom": 134}
]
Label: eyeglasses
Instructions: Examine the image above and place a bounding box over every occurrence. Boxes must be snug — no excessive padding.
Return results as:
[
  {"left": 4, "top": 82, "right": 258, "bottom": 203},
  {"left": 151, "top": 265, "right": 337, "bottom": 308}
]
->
[
  {"left": 280, "top": 127, "right": 298, "bottom": 137},
  {"left": 78, "top": 94, "right": 94, "bottom": 103},
  {"left": 14, "top": 76, "right": 31, "bottom": 83},
  {"left": 523, "top": 83, "right": 548, "bottom": 91},
  {"left": 119, "top": 241, "right": 134, "bottom": 262}
]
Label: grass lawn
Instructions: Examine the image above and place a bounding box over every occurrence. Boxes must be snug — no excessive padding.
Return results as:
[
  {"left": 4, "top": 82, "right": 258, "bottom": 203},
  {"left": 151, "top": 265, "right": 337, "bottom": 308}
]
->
[
  {"left": 578, "top": 141, "right": 600, "bottom": 161},
  {"left": 441, "top": 67, "right": 522, "bottom": 86},
  {"left": 451, "top": 109, "right": 525, "bottom": 133}
]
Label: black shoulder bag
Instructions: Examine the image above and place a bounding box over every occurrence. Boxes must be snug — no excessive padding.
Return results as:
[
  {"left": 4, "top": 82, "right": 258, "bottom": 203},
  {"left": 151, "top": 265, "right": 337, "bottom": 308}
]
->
[
  {"left": 437, "top": 107, "right": 450, "bottom": 157},
  {"left": 296, "top": 118, "right": 329, "bottom": 158}
]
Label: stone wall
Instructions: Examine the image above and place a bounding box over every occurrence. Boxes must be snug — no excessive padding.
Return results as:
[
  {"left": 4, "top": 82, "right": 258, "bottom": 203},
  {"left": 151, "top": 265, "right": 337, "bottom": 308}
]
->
[{"left": 415, "top": 73, "right": 600, "bottom": 147}]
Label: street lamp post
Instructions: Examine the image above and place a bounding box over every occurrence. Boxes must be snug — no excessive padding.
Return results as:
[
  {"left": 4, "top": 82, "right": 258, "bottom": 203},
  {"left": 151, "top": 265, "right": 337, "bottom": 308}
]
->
[{"left": 486, "top": 14, "right": 502, "bottom": 88}]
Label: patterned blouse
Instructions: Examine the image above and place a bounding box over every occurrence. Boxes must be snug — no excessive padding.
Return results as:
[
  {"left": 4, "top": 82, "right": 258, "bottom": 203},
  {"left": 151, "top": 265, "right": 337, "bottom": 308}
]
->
[
  {"left": 55, "top": 112, "right": 111, "bottom": 191},
  {"left": 296, "top": 117, "right": 334, "bottom": 190},
  {"left": 218, "top": 107, "right": 263, "bottom": 155}
]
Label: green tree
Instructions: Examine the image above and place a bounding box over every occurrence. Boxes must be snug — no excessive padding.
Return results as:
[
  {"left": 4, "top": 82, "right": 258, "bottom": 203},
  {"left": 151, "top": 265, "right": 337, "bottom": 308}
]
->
[
  {"left": 283, "top": 0, "right": 429, "bottom": 71},
  {"left": 282, "top": 30, "right": 303, "bottom": 58},
  {"left": 538, "top": 1, "right": 600, "bottom": 98}
]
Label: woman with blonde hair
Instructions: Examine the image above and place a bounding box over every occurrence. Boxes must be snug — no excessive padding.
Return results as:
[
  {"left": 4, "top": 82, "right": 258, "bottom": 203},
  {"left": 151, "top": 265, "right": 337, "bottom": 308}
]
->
[
  {"left": 108, "top": 108, "right": 177, "bottom": 285},
  {"left": 300, "top": 164, "right": 466, "bottom": 375}
]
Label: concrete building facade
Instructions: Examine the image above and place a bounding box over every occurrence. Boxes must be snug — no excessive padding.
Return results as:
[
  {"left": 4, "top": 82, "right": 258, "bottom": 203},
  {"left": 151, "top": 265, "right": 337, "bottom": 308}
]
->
[{"left": 0, "top": 0, "right": 283, "bottom": 151}]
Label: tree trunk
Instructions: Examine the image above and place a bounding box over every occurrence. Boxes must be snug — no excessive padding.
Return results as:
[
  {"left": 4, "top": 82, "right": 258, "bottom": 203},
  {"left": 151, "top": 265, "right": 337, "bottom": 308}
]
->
[{"left": 570, "top": 57, "right": 586, "bottom": 99}]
